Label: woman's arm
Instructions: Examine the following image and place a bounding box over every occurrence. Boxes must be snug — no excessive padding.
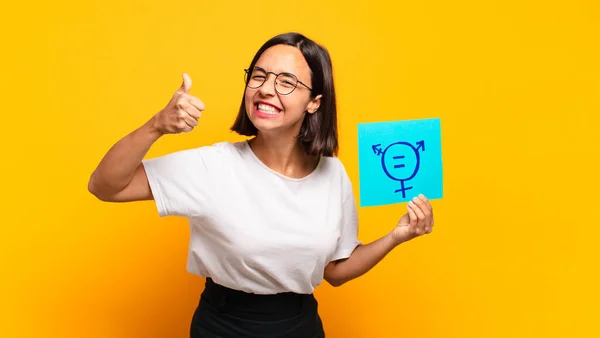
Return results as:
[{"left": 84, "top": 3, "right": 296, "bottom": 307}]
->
[
  {"left": 88, "top": 73, "right": 204, "bottom": 202},
  {"left": 88, "top": 120, "right": 162, "bottom": 202},
  {"left": 324, "top": 194, "right": 434, "bottom": 287},
  {"left": 324, "top": 232, "right": 398, "bottom": 287}
]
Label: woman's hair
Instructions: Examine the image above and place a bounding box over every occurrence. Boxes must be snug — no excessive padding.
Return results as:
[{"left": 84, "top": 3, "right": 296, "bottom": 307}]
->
[{"left": 231, "top": 32, "right": 338, "bottom": 157}]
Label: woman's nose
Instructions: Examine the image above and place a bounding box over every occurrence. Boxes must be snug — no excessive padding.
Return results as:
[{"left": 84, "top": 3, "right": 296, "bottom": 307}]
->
[{"left": 258, "top": 74, "right": 277, "bottom": 96}]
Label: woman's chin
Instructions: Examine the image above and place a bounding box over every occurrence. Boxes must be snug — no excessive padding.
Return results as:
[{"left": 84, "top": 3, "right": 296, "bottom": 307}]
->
[
  {"left": 249, "top": 112, "right": 282, "bottom": 129},
  {"left": 252, "top": 121, "right": 281, "bottom": 133}
]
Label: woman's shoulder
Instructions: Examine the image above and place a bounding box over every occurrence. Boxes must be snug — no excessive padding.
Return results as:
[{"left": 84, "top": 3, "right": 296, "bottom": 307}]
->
[
  {"left": 187, "top": 140, "right": 248, "bottom": 156},
  {"left": 317, "top": 155, "right": 352, "bottom": 183},
  {"left": 319, "top": 154, "right": 347, "bottom": 171},
  {"left": 316, "top": 155, "right": 355, "bottom": 199},
  {"left": 150, "top": 140, "right": 247, "bottom": 167}
]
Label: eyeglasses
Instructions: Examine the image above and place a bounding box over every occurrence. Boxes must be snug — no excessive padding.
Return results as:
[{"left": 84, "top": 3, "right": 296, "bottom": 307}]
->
[{"left": 244, "top": 67, "right": 312, "bottom": 95}]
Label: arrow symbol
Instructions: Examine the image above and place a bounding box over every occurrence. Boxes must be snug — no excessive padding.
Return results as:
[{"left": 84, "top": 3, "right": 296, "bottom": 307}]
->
[
  {"left": 372, "top": 144, "right": 382, "bottom": 156},
  {"left": 416, "top": 140, "right": 425, "bottom": 152}
]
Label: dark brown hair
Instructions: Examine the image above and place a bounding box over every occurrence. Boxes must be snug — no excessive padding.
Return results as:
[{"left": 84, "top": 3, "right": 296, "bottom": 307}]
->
[{"left": 231, "top": 32, "right": 338, "bottom": 157}]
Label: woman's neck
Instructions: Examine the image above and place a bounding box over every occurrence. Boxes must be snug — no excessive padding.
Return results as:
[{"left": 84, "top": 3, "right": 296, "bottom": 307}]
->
[{"left": 249, "top": 132, "right": 319, "bottom": 179}]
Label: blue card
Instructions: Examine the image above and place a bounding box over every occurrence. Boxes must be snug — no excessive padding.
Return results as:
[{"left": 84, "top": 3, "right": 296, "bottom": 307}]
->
[{"left": 357, "top": 118, "right": 443, "bottom": 207}]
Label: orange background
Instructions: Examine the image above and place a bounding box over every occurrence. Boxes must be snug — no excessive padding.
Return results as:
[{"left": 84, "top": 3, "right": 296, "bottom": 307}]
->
[{"left": 1, "top": 0, "right": 599, "bottom": 337}]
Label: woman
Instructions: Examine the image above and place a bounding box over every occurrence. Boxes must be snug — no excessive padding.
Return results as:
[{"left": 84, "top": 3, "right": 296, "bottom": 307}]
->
[{"left": 88, "top": 32, "right": 434, "bottom": 338}]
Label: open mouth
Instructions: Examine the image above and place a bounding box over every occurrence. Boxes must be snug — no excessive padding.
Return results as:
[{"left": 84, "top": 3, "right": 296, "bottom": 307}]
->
[{"left": 255, "top": 102, "right": 282, "bottom": 116}]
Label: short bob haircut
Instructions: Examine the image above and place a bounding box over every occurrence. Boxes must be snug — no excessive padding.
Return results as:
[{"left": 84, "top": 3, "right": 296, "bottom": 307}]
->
[{"left": 231, "top": 32, "right": 338, "bottom": 157}]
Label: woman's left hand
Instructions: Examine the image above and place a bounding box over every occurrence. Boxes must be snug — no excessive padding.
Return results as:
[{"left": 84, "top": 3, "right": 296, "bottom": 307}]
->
[{"left": 391, "top": 194, "right": 434, "bottom": 244}]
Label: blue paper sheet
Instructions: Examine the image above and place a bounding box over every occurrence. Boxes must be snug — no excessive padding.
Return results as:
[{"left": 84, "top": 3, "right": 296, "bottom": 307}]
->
[{"left": 357, "top": 118, "right": 443, "bottom": 207}]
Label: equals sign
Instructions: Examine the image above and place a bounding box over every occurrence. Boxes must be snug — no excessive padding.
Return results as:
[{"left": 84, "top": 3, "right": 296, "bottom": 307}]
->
[{"left": 393, "top": 156, "right": 405, "bottom": 168}]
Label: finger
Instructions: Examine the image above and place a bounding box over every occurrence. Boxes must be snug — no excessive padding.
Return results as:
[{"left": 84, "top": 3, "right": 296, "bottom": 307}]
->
[
  {"left": 182, "top": 113, "right": 198, "bottom": 128},
  {"left": 175, "top": 98, "right": 200, "bottom": 119},
  {"left": 417, "top": 194, "right": 434, "bottom": 230},
  {"left": 406, "top": 203, "right": 419, "bottom": 228},
  {"left": 427, "top": 211, "right": 434, "bottom": 231},
  {"left": 409, "top": 199, "right": 427, "bottom": 230},
  {"left": 183, "top": 103, "right": 202, "bottom": 120},
  {"left": 406, "top": 204, "right": 420, "bottom": 236},
  {"left": 187, "top": 95, "right": 205, "bottom": 112},
  {"left": 176, "top": 120, "right": 193, "bottom": 133},
  {"left": 176, "top": 73, "right": 192, "bottom": 94},
  {"left": 418, "top": 194, "right": 433, "bottom": 212},
  {"left": 413, "top": 196, "right": 434, "bottom": 231},
  {"left": 412, "top": 195, "right": 432, "bottom": 218},
  {"left": 410, "top": 197, "right": 427, "bottom": 220},
  {"left": 174, "top": 108, "right": 197, "bottom": 131},
  {"left": 425, "top": 219, "right": 433, "bottom": 233}
]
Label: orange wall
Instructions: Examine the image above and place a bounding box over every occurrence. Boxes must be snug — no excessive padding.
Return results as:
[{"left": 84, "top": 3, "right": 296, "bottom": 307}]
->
[{"left": 1, "top": 1, "right": 599, "bottom": 337}]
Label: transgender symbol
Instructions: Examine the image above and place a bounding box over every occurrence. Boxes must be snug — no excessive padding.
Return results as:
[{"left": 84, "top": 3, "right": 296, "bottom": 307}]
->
[{"left": 372, "top": 140, "right": 425, "bottom": 198}]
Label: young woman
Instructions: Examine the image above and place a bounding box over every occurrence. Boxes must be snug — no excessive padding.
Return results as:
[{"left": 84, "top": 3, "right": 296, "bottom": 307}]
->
[{"left": 88, "top": 32, "right": 434, "bottom": 338}]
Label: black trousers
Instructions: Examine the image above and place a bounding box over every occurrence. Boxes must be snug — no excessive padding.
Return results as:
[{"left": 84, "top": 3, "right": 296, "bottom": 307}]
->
[{"left": 190, "top": 278, "right": 326, "bottom": 338}]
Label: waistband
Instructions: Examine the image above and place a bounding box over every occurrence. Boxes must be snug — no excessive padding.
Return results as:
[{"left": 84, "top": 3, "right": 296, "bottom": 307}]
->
[{"left": 200, "top": 278, "right": 316, "bottom": 320}]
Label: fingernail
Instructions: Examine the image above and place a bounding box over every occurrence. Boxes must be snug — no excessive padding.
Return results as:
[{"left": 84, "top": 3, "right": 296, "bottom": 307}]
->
[
  {"left": 418, "top": 194, "right": 425, "bottom": 199},
  {"left": 413, "top": 197, "right": 419, "bottom": 202}
]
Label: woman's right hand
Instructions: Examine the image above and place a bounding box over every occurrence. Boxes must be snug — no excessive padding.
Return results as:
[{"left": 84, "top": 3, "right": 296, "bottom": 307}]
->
[{"left": 151, "top": 73, "right": 205, "bottom": 135}]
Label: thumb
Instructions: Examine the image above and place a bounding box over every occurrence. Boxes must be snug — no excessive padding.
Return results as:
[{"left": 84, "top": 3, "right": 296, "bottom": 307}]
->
[
  {"left": 398, "top": 212, "right": 409, "bottom": 226},
  {"left": 177, "top": 73, "right": 192, "bottom": 94}
]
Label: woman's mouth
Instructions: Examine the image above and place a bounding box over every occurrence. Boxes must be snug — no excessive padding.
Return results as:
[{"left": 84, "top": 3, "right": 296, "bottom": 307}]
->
[{"left": 254, "top": 102, "right": 282, "bottom": 118}]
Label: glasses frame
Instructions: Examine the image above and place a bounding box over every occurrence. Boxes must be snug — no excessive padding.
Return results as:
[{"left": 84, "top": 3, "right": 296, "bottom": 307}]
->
[{"left": 244, "top": 67, "right": 312, "bottom": 95}]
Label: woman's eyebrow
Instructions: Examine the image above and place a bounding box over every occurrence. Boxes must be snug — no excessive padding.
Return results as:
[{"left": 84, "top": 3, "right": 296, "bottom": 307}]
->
[{"left": 254, "top": 66, "right": 297, "bottom": 76}]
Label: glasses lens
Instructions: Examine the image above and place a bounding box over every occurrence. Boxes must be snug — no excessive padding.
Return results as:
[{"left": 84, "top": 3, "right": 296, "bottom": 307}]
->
[
  {"left": 245, "top": 68, "right": 266, "bottom": 89},
  {"left": 275, "top": 73, "right": 298, "bottom": 95}
]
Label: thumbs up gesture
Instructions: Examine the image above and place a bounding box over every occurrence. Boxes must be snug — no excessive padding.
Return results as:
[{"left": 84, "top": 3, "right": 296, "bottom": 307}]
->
[{"left": 151, "top": 73, "right": 205, "bottom": 135}]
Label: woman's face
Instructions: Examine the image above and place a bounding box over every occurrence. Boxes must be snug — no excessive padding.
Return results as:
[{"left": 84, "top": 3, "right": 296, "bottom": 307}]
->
[{"left": 244, "top": 44, "right": 321, "bottom": 136}]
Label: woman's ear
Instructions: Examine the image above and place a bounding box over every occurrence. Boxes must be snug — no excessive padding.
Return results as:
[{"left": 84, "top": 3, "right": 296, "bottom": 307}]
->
[{"left": 306, "top": 94, "right": 322, "bottom": 114}]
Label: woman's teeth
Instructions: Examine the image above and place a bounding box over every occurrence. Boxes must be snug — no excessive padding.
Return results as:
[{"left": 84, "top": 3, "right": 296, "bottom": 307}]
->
[{"left": 257, "top": 103, "right": 279, "bottom": 114}]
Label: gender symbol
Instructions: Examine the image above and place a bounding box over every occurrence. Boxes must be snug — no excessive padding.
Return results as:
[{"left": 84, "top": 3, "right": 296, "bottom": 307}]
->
[{"left": 372, "top": 140, "right": 425, "bottom": 198}]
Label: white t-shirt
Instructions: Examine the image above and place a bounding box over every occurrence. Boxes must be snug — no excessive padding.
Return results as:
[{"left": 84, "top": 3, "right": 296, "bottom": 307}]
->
[{"left": 141, "top": 140, "right": 361, "bottom": 295}]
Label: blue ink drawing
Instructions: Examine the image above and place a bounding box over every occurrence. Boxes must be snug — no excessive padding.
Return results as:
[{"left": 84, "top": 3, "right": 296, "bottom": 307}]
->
[
  {"left": 357, "top": 118, "right": 443, "bottom": 207},
  {"left": 372, "top": 140, "right": 425, "bottom": 199}
]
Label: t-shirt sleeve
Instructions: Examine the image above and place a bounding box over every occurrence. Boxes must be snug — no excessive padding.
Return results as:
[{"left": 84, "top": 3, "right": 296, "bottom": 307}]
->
[
  {"left": 142, "top": 145, "right": 221, "bottom": 218},
  {"left": 329, "top": 171, "right": 362, "bottom": 262}
]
